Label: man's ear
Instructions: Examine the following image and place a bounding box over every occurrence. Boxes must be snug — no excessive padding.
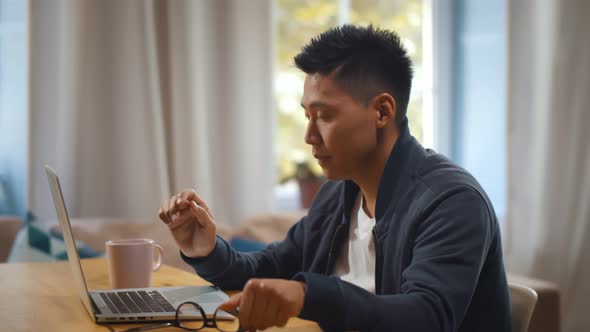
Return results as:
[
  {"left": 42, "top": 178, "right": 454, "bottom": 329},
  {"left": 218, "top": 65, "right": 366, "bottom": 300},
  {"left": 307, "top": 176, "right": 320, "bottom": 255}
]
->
[{"left": 373, "top": 93, "right": 396, "bottom": 128}]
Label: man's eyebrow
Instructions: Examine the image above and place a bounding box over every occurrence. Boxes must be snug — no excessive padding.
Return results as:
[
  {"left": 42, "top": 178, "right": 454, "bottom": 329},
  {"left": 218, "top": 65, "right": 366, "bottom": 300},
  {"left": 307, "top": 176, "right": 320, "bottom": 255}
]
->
[{"left": 300, "top": 101, "right": 334, "bottom": 110}]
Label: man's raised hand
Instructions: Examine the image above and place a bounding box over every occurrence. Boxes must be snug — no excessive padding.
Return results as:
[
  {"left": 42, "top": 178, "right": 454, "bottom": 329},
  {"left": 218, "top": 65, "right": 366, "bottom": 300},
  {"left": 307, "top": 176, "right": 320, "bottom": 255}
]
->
[{"left": 158, "top": 189, "right": 217, "bottom": 258}]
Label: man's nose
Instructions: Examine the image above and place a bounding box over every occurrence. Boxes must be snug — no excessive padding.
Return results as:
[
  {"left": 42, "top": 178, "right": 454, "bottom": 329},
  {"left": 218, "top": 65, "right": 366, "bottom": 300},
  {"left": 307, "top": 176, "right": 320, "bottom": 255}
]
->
[{"left": 304, "top": 120, "right": 322, "bottom": 145}]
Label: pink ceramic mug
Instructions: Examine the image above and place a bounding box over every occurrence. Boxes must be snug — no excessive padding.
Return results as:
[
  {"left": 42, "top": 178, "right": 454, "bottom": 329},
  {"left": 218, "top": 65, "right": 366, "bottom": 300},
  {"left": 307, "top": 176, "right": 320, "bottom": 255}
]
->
[{"left": 106, "top": 238, "right": 163, "bottom": 289}]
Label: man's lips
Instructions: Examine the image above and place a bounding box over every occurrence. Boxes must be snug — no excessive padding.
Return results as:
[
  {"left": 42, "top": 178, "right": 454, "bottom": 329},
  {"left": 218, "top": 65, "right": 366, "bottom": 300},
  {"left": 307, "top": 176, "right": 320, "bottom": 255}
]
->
[{"left": 313, "top": 154, "right": 331, "bottom": 161}]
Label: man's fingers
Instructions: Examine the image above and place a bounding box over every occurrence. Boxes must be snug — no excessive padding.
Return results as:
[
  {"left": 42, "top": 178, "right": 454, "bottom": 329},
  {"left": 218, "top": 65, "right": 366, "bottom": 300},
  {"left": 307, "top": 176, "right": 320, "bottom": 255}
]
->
[
  {"left": 176, "top": 191, "right": 193, "bottom": 210},
  {"left": 164, "top": 198, "right": 174, "bottom": 223},
  {"left": 219, "top": 293, "right": 241, "bottom": 312},
  {"left": 158, "top": 200, "right": 172, "bottom": 224},
  {"left": 276, "top": 306, "right": 290, "bottom": 327},
  {"left": 159, "top": 189, "right": 210, "bottom": 223},
  {"left": 239, "top": 280, "right": 257, "bottom": 331},
  {"left": 169, "top": 196, "right": 178, "bottom": 219},
  {"left": 169, "top": 196, "right": 188, "bottom": 219},
  {"left": 250, "top": 281, "right": 271, "bottom": 330},
  {"left": 176, "top": 197, "right": 189, "bottom": 209},
  {"left": 170, "top": 195, "right": 178, "bottom": 212},
  {"left": 182, "top": 189, "right": 203, "bottom": 204},
  {"left": 259, "top": 286, "right": 279, "bottom": 330},
  {"left": 158, "top": 207, "right": 170, "bottom": 224},
  {"left": 189, "top": 201, "right": 215, "bottom": 228},
  {"left": 183, "top": 190, "right": 213, "bottom": 216}
]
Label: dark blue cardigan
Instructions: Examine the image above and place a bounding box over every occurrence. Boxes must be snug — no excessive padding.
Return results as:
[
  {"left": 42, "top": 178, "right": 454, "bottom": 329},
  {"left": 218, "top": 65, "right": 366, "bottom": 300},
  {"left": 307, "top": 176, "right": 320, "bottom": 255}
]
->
[{"left": 182, "top": 123, "right": 511, "bottom": 332}]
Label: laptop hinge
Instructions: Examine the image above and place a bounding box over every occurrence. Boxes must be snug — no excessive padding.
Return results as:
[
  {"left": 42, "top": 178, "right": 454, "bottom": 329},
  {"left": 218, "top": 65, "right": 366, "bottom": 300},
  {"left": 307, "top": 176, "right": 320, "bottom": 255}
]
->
[{"left": 90, "top": 296, "right": 102, "bottom": 314}]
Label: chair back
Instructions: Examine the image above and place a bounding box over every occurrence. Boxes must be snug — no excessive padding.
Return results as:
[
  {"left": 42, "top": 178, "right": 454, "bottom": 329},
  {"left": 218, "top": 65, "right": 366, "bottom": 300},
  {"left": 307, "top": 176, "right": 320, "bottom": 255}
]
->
[
  {"left": 509, "top": 282, "right": 538, "bottom": 332},
  {"left": 0, "top": 217, "right": 23, "bottom": 262}
]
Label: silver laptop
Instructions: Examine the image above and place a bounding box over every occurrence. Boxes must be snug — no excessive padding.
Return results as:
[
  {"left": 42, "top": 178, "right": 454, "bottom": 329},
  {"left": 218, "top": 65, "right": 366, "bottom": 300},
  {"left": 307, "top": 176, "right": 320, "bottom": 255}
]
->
[{"left": 44, "top": 165, "right": 229, "bottom": 323}]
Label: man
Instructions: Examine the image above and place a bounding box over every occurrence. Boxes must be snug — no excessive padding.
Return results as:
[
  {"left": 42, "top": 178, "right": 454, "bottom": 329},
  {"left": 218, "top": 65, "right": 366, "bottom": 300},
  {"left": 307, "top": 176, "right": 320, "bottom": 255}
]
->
[{"left": 159, "top": 25, "right": 511, "bottom": 332}]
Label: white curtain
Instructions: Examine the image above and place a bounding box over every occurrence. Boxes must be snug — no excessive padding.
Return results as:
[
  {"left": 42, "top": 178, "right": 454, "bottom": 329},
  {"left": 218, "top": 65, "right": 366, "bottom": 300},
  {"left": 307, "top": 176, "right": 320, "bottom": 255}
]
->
[
  {"left": 28, "top": 0, "right": 275, "bottom": 226},
  {"left": 506, "top": 0, "right": 590, "bottom": 331}
]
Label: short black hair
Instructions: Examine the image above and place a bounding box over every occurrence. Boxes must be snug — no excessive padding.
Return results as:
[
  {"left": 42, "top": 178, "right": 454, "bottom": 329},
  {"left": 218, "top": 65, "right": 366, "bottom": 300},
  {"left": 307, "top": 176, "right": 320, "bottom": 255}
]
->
[{"left": 294, "top": 25, "right": 413, "bottom": 125}]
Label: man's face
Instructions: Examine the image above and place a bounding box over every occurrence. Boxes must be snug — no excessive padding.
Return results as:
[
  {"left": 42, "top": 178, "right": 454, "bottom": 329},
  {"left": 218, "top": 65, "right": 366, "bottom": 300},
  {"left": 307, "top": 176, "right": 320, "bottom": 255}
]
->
[{"left": 301, "top": 73, "right": 379, "bottom": 180}]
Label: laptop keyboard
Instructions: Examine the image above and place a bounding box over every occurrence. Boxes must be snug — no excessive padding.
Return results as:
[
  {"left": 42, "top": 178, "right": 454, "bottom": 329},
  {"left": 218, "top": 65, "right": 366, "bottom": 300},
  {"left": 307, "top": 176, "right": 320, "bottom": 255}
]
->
[{"left": 99, "top": 290, "right": 176, "bottom": 314}]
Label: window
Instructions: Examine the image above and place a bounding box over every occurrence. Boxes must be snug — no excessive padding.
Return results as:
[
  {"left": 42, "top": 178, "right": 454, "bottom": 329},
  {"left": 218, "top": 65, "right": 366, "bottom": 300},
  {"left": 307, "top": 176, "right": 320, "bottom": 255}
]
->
[
  {"left": 274, "top": 0, "right": 431, "bottom": 210},
  {"left": 450, "top": 0, "right": 506, "bottom": 218},
  {"left": 0, "top": 0, "right": 28, "bottom": 217}
]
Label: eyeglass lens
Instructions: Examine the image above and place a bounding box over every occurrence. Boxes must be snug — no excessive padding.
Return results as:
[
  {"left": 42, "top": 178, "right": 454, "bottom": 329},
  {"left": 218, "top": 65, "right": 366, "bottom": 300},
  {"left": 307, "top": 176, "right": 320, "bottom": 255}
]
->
[
  {"left": 214, "top": 307, "right": 240, "bottom": 332},
  {"left": 176, "top": 302, "right": 240, "bottom": 332}
]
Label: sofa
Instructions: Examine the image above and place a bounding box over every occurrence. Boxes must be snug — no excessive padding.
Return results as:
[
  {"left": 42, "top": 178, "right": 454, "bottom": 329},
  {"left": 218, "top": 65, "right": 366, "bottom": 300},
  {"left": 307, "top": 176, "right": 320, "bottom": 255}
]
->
[{"left": 1, "top": 213, "right": 560, "bottom": 332}]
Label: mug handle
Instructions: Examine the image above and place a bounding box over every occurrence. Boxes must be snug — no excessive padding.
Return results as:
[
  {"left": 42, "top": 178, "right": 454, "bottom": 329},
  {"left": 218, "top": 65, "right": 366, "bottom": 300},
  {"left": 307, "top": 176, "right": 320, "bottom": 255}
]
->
[{"left": 153, "top": 244, "right": 164, "bottom": 272}]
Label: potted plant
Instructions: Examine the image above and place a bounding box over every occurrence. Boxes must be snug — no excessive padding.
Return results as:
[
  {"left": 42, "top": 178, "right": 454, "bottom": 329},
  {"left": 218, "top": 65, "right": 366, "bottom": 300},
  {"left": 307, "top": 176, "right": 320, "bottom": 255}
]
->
[{"left": 281, "top": 161, "right": 325, "bottom": 209}]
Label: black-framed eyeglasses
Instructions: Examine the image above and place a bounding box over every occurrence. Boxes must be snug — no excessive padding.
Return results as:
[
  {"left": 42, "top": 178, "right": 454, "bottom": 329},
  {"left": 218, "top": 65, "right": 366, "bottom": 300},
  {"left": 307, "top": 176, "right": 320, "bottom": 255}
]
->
[{"left": 110, "top": 301, "right": 242, "bottom": 332}]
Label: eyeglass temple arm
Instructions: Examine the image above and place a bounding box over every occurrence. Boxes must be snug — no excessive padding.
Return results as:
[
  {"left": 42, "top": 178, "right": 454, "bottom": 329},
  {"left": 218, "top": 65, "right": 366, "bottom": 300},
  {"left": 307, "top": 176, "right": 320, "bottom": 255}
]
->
[{"left": 119, "top": 322, "right": 173, "bottom": 332}]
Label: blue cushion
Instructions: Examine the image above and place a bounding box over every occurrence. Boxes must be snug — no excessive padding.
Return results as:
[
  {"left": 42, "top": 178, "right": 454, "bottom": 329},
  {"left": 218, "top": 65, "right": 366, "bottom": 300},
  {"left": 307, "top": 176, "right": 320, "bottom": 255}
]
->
[{"left": 8, "top": 221, "right": 103, "bottom": 262}]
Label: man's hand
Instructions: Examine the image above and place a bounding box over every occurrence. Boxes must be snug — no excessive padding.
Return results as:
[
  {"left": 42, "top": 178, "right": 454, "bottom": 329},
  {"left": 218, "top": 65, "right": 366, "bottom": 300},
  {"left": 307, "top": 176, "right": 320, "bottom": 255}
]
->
[
  {"left": 219, "top": 279, "right": 306, "bottom": 331},
  {"left": 158, "top": 189, "right": 217, "bottom": 258}
]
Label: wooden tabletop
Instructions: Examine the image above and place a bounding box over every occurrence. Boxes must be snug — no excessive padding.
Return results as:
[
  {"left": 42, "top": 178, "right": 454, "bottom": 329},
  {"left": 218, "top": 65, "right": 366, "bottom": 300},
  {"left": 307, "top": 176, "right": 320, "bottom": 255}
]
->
[{"left": 0, "top": 258, "right": 320, "bottom": 332}]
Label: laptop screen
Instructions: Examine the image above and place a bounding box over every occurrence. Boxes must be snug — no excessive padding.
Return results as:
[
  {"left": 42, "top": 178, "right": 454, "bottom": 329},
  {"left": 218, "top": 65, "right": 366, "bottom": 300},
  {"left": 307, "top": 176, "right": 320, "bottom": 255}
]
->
[{"left": 45, "top": 165, "right": 96, "bottom": 322}]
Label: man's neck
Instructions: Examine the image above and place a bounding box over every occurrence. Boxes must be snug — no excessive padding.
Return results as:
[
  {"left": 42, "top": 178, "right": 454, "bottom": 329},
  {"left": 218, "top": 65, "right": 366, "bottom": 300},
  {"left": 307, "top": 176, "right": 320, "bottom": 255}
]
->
[
  {"left": 357, "top": 172, "right": 381, "bottom": 219},
  {"left": 354, "top": 129, "right": 399, "bottom": 218}
]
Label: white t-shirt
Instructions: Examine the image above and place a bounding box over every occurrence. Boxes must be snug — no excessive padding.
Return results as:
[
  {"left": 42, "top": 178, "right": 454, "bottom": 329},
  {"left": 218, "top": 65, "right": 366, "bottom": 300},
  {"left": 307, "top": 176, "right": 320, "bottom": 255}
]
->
[{"left": 332, "top": 193, "right": 376, "bottom": 293}]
